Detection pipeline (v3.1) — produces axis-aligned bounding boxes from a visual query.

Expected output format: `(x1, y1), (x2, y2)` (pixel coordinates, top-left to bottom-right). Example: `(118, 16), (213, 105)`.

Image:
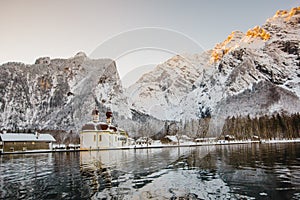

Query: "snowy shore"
(129, 138), (300, 150)
(2, 138), (300, 155)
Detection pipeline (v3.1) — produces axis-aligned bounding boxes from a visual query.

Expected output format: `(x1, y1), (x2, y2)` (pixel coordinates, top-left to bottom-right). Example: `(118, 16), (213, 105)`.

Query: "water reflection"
(0, 152), (90, 200)
(79, 146), (248, 199)
(80, 147), (216, 199)
(1, 143), (300, 199)
(215, 143), (300, 199)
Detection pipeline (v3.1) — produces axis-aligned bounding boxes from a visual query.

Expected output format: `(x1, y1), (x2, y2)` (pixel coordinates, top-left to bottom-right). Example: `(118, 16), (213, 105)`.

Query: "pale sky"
(0, 0), (298, 86)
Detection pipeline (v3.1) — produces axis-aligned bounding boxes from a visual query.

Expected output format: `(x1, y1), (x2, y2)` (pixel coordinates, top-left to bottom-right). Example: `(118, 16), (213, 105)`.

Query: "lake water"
(1, 143), (300, 199)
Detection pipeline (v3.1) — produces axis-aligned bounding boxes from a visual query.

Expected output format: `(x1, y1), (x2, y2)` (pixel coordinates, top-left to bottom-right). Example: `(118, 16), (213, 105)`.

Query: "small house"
(224, 135), (235, 141)
(163, 135), (192, 144)
(136, 137), (153, 146)
(252, 135), (261, 141)
(195, 137), (217, 143)
(0, 132), (56, 153)
(161, 135), (178, 145)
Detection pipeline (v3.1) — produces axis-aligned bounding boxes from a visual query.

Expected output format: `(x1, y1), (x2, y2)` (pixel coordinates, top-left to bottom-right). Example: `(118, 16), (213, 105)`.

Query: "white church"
(80, 108), (129, 150)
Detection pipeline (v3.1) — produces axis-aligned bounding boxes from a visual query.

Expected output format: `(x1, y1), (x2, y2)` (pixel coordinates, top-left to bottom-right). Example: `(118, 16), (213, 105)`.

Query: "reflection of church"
(80, 108), (128, 150)
(80, 158), (112, 197)
(79, 151), (123, 198)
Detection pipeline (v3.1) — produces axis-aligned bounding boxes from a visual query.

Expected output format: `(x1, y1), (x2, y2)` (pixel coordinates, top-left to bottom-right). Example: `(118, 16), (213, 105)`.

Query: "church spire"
(92, 107), (99, 123)
(106, 110), (113, 125)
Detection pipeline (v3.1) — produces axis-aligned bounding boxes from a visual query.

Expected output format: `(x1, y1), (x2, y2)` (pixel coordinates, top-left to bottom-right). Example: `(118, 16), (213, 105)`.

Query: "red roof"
(81, 122), (117, 132)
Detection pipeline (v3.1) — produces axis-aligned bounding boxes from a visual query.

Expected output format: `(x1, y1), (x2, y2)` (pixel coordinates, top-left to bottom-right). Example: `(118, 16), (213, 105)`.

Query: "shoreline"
(1, 138), (300, 155)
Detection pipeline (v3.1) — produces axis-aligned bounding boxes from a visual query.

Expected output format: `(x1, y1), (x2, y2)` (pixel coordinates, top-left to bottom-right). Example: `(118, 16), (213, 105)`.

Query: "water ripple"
(1, 144), (300, 199)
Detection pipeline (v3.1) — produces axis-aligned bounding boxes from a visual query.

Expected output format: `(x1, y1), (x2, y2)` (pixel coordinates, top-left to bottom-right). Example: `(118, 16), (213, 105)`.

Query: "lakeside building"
(195, 137), (217, 143)
(80, 108), (129, 150)
(0, 131), (56, 153)
(162, 135), (193, 144)
(135, 137), (153, 146)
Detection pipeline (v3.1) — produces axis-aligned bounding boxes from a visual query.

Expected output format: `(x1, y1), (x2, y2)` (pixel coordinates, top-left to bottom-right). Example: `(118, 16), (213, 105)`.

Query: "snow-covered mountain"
(127, 7), (300, 133)
(126, 53), (212, 120)
(0, 52), (131, 131)
(1, 7), (299, 138)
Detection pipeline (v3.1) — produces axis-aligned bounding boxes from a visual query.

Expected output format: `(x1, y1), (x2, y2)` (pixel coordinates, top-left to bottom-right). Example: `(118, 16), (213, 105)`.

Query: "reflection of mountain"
(212, 143), (300, 199)
(80, 143), (300, 199)
(79, 147), (214, 198)
(0, 152), (94, 199)
(2, 143), (299, 199)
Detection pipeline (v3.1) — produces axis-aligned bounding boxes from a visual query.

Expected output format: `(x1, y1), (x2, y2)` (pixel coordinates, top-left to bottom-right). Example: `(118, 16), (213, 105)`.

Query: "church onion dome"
(108, 126), (117, 132)
(96, 124), (108, 130)
(106, 111), (113, 118)
(92, 109), (99, 115)
(81, 122), (117, 132)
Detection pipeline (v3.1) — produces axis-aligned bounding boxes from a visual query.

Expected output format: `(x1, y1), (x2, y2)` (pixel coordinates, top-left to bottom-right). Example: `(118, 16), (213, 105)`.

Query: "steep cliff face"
(126, 53), (213, 120)
(0, 52), (130, 131)
(127, 7), (300, 130)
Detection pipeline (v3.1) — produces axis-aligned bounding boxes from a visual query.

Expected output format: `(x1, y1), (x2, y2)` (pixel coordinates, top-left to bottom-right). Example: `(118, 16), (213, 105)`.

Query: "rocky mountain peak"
(1, 7), (299, 138)
(272, 7), (300, 22)
(165, 55), (187, 66)
(210, 31), (245, 63)
(35, 57), (51, 65)
(0, 54), (130, 132)
(210, 6), (300, 64)
(265, 6), (300, 31)
(74, 51), (87, 58)
(128, 6), (300, 128)
(245, 26), (271, 41)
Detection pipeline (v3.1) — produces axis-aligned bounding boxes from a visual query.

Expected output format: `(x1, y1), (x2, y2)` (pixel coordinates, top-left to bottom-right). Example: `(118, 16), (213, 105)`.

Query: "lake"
(1, 143), (300, 199)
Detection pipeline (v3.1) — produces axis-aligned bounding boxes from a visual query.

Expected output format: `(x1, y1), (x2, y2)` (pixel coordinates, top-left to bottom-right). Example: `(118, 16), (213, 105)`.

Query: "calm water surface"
(1, 143), (300, 199)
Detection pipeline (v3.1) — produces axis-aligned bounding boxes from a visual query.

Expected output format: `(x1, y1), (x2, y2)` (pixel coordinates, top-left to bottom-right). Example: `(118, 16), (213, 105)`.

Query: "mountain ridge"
(0, 7), (299, 139)
(127, 6), (300, 134)
(0, 53), (131, 132)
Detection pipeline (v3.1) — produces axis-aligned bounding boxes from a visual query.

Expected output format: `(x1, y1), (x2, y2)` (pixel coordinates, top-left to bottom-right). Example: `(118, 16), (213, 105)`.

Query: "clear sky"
(0, 0), (298, 86)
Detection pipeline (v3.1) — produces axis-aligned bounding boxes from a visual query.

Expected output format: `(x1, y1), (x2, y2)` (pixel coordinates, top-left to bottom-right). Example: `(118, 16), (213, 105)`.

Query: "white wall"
(80, 131), (123, 149)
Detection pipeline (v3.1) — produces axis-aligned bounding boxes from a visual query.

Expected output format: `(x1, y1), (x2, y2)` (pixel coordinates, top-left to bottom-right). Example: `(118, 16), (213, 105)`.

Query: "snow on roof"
(165, 135), (178, 142)
(81, 121), (118, 132)
(181, 135), (192, 140)
(136, 137), (152, 142)
(0, 133), (56, 142)
(165, 135), (192, 142)
(195, 137), (217, 140)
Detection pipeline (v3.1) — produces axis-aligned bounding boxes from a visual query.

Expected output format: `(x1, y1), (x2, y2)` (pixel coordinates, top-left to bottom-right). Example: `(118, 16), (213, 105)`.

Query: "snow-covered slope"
(127, 7), (300, 127)
(0, 52), (131, 131)
(127, 53), (212, 120)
